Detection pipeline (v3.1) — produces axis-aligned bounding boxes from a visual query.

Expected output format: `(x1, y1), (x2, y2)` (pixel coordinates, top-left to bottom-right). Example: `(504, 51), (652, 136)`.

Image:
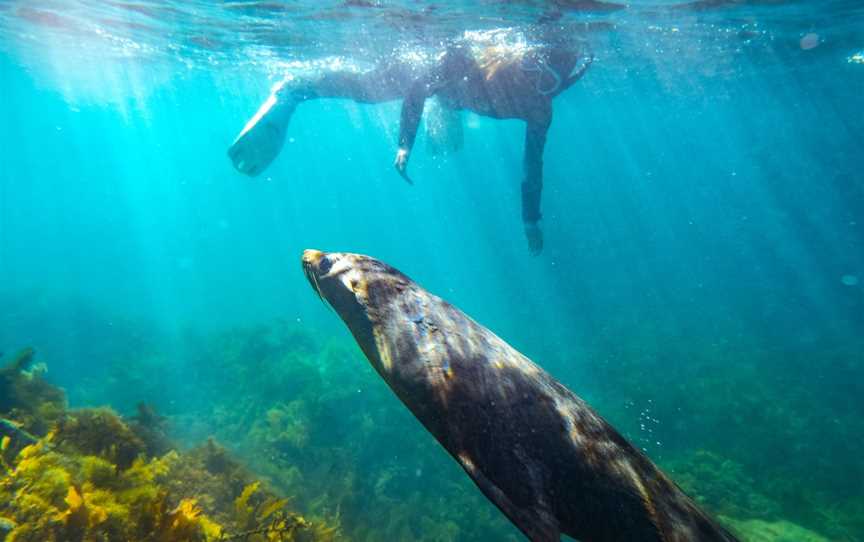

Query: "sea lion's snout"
(301, 250), (410, 320)
(301, 249), (346, 277)
(302, 248), (325, 267)
(301, 249), (366, 309)
(302, 249), (338, 300)
(302, 250), (391, 367)
(301, 249), (322, 290)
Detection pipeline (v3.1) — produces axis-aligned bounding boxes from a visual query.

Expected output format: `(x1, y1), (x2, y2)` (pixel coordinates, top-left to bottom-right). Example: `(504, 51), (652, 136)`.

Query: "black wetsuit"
(285, 42), (590, 231)
(396, 44), (589, 227)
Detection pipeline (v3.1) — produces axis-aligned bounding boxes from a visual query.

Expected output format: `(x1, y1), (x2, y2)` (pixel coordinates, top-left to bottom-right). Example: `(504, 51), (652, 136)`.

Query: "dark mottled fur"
(302, 250), (739, 542)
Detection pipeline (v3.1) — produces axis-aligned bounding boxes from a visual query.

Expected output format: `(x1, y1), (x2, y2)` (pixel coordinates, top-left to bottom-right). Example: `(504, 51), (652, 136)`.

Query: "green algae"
(667, 450), (781, 520)
(721, 517), (830, 542)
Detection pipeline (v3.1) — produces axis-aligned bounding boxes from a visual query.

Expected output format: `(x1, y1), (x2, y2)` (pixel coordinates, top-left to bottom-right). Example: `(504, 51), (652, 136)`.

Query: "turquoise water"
(1, 1), (863, 540)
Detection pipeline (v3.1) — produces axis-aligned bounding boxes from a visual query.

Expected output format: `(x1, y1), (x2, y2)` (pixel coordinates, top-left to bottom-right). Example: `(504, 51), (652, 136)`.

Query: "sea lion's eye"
(319, 257), (333, 275)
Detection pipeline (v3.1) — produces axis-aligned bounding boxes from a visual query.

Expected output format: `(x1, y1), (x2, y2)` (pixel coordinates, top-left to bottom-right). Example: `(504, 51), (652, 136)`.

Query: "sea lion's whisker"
(302, 263), (325, 302)
(314, 277), (324, 302)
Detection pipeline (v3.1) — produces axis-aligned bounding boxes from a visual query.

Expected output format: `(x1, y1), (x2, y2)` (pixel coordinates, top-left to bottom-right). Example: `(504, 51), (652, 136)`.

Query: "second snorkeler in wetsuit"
(228, 40), (592, 254)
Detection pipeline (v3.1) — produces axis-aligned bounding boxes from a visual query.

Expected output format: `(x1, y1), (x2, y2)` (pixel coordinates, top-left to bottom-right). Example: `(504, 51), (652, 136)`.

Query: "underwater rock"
(129, 402), (173, 457)
(0, 349), (65, 436)
(54, 408), (148, 470)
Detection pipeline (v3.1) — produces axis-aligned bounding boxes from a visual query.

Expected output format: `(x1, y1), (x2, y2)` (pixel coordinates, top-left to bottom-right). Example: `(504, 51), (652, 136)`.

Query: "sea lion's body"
(302, 249), (738, 542)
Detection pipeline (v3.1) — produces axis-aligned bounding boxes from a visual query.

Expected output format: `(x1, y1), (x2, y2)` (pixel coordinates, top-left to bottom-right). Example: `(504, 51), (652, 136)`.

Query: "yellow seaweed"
(0, 405), (339, 542)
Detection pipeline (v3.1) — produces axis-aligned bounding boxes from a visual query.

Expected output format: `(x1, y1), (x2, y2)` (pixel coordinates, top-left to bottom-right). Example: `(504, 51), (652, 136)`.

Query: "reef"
(0, 348), (341, 542)
(5, 314), (864, 541)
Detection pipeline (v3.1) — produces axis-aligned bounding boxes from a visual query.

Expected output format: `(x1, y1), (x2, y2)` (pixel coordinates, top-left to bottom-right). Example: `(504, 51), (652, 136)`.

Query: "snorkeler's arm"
(394, 78), (434, 184)
(399, 82), (429, 153)
(522, 107), (552, 254)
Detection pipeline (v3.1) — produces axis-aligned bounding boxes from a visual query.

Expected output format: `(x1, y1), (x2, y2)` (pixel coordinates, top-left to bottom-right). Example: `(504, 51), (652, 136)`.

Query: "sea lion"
(301, 249), (739, 542)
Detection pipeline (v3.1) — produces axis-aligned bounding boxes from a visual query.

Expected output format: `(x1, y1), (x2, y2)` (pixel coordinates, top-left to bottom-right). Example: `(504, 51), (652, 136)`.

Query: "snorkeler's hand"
(394, 148), (413, 185)
(525, 222), (543, 255)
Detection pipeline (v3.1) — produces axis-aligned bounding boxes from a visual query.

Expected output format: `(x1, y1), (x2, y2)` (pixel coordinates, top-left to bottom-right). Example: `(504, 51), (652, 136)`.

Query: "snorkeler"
(228, 39), (592, 254)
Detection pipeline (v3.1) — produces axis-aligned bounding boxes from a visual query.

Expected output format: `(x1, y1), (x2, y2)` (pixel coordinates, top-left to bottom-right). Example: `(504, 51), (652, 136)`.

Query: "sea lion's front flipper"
(456, 452), (560, 542)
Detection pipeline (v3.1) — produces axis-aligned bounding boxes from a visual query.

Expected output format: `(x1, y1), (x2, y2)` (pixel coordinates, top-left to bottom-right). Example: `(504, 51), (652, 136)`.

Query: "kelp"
(0, 420), (338, 542)
(0, 348), (341, 542)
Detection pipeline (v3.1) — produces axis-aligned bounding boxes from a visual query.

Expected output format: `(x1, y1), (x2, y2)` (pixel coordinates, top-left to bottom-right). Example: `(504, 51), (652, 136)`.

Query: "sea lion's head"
(301, 249), (414, 374)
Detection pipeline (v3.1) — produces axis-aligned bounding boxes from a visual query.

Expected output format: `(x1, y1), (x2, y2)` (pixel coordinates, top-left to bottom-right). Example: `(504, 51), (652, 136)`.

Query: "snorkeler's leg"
(228, 62), (418, 176)
(522, 111), (552, 255)
(305, 61), (417, 103)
